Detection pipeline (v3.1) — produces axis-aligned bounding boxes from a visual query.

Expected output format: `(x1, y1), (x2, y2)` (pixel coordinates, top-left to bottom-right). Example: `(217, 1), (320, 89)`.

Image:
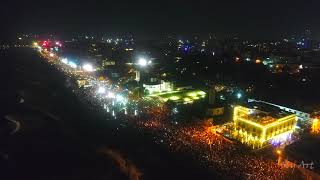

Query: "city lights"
(42, 41), (48, 46)
(169, 96), (180, 101)
(116, 94), (125, 102)
(32, 34), (304, 179)
(107, 92), (115, 98)
(61, 58), (68, 64)
(82, 64), (94, 72)
(55, 41), (61, 46)
(49, 53), (54, 57)
(68, 61), (77, 68)
(97, 87), (106, 94)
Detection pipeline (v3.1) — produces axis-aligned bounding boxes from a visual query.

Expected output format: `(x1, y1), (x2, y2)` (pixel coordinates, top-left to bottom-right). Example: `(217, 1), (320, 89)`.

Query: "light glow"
(107, 92), (115, 98)
(82, 64), (94, 72)
(138, 58), (147, 66)
(68, 61), (77, 68)
(97, 87), (106, 94)
(61, 58), (68, 64)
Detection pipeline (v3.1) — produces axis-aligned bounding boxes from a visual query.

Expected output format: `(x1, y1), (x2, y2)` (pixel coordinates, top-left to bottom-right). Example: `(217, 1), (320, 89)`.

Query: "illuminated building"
(135, 70), (140, 82)
(311, 118), (320, 134)
(233, 105), (297, 149)
(143, 80), (173, 94)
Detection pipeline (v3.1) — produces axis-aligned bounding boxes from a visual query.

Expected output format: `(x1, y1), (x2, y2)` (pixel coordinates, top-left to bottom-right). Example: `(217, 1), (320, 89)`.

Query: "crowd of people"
(136, 108), (290, 179)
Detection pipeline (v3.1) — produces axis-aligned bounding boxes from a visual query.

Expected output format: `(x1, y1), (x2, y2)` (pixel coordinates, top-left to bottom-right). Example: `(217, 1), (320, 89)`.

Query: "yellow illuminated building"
(233, 106), (297, 148)
(311, 118), (320, 134)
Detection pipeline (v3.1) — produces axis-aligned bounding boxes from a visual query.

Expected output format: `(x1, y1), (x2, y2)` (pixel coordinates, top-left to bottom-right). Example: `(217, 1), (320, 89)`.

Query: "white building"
(143, 80), (173, 94)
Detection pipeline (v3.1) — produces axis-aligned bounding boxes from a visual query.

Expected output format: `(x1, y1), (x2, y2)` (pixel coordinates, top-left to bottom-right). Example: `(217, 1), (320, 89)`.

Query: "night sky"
(2, 0), (320, 39)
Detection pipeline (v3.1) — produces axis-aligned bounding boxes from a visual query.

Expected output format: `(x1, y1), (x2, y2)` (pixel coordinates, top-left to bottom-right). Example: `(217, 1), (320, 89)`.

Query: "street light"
(276, 149), (282, 165)
(276, 150), (281, 155)
(138, 58), (147, 67)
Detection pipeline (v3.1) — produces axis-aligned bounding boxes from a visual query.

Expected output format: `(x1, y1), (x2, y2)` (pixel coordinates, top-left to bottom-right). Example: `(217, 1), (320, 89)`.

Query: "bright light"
(97, 87), (106, 94)
(33, 42), (38, 46)
(42, 41), (48, 46)
(255, 59), (261, 64)
(61, 58), (68, 64)
(187, 92), (197, 97)
(236, 93), (242, 99)
(116, 94), (124, 102)
(169, 96), (180, 101)
(184, 97), (192, 102)
(49, 53), (54, 57)
(82, 64), (94, 72)
(68, 61), (77, 68)
(173, 108), (178, 114)
(107, 92), (115, 98)
(276, 150), (281, 155)
(138, 58), (147, 66)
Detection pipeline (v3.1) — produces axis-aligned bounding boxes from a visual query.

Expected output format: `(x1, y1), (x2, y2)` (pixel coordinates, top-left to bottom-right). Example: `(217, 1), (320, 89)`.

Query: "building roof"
(239, 102), (293, 125)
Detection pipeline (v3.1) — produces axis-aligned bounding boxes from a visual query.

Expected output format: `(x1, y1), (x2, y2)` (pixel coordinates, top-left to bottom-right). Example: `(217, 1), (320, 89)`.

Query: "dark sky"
(2, 0), (320, 39)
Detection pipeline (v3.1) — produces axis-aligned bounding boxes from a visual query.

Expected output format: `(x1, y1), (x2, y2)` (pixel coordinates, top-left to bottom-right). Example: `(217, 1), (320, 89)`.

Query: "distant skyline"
(2, 0), (320, 40)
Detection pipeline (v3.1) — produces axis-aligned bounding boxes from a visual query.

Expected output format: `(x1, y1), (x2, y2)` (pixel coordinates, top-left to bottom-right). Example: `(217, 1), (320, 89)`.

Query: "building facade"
(233, 106), (297, 148)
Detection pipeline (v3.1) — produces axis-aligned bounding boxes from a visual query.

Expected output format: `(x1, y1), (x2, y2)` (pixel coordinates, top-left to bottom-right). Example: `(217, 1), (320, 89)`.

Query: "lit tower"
(135, 57), (151, 82)
(135, 70), (141, 82)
